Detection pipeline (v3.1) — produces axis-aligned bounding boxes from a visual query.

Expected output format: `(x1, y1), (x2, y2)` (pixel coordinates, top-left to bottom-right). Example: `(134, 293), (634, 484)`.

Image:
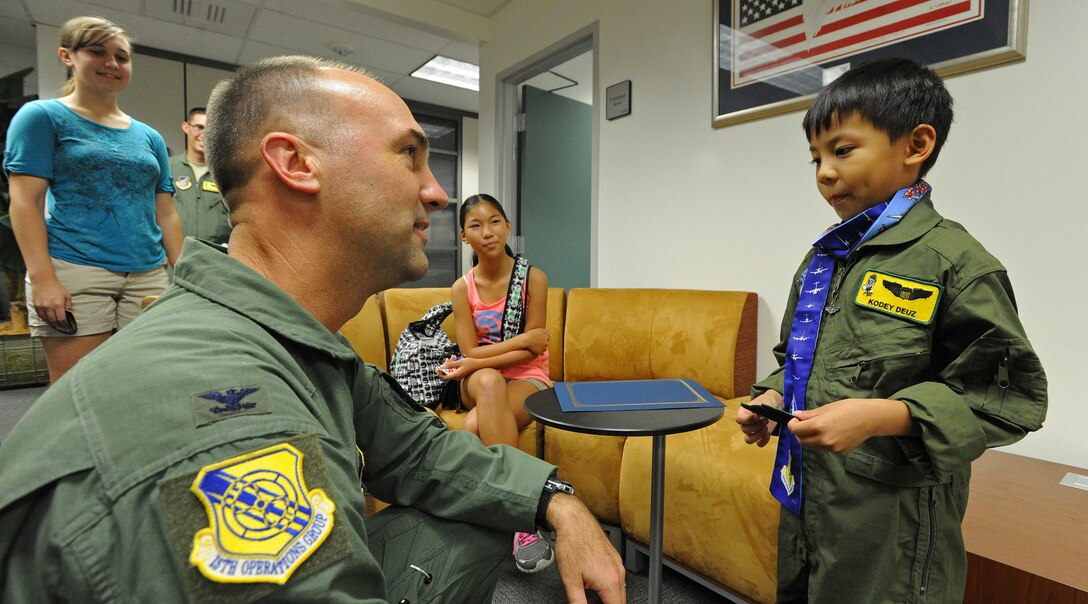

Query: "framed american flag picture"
(713, 0), (1028, 127)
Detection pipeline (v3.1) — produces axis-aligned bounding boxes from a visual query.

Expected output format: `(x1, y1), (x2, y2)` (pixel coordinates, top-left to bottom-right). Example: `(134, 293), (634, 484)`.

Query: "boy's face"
(808, 113), (921, 221)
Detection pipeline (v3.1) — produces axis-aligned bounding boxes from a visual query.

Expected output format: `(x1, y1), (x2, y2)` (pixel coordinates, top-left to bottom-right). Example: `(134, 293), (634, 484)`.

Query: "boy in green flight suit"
(736, 57), (1047, 603)
(170, 107), (231, 245)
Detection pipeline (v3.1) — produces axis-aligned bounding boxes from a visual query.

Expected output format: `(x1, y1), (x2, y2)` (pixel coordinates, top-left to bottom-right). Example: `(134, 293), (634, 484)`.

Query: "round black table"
(525, 387), (724, 604)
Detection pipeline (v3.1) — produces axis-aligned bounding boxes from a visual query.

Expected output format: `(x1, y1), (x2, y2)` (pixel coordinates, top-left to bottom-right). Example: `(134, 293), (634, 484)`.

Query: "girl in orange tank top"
(437, 194), (556, 573)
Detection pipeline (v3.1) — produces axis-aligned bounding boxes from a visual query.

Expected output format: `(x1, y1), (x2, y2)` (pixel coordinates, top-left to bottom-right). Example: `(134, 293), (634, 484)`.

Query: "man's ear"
(904, 124), (937, 170)
(260, 132), (321, 194)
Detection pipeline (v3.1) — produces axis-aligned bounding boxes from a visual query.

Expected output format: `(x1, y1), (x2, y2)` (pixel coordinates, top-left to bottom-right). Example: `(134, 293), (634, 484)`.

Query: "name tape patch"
(854, 270), (941, 325)
(189, 442), (336, 584)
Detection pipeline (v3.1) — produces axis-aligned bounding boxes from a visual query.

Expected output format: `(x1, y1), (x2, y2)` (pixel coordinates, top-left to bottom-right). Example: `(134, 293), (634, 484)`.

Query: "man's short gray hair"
(204, 55), (373, 209)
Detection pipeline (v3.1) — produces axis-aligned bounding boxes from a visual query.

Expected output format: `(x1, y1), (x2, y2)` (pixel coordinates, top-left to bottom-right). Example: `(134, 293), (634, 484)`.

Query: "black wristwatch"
(535, 474), (575, 530)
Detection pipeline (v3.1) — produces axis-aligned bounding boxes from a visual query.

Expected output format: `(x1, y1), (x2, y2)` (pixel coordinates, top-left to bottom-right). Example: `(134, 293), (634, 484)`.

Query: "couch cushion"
(339, 294), (388, 370)
(562, 288), (756, 399)
(618, 397), (779, 604)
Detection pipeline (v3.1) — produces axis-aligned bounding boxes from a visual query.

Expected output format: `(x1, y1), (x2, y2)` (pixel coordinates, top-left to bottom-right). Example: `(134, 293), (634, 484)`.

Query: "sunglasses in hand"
(51, 310), (78, 335)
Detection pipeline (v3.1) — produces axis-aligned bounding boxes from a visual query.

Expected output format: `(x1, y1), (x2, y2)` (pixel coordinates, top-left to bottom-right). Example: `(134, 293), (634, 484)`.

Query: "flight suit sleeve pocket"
(965, 337), (1047, 428)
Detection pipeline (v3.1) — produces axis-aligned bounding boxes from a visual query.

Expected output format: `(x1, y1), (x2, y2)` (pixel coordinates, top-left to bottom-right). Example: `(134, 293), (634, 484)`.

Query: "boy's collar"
(859, 194), (940, 248)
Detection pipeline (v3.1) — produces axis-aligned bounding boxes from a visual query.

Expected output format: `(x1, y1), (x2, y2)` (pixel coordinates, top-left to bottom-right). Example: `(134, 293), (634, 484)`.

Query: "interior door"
(517, 85), (591, 289)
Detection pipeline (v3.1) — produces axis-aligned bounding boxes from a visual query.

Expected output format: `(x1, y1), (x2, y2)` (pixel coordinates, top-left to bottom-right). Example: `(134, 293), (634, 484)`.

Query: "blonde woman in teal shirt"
(3, 16), (182, 382)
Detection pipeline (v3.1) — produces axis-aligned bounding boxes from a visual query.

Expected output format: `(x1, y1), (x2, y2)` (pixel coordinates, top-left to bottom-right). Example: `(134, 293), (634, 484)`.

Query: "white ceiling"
(0, 0), (558, 113)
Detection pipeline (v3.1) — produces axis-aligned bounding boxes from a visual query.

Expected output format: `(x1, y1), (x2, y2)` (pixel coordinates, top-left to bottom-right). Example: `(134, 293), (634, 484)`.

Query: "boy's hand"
(735, 390), (784, 447)
(791, 398), (917, 454)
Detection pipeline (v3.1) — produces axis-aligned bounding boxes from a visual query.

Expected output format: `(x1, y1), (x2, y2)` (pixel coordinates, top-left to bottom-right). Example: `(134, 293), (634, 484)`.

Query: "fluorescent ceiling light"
(411, 55), (479, 91)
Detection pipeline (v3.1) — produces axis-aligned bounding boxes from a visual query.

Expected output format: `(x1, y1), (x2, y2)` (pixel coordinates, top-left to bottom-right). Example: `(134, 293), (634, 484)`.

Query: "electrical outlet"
(1059, 472), (1088, 492)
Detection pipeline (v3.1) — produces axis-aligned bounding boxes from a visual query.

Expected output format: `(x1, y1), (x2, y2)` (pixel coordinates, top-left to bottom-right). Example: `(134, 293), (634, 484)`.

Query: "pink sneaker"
(512, 530), (554, 573)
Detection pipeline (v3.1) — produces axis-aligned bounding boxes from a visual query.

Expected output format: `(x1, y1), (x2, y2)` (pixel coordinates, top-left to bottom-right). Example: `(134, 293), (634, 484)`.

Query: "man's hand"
(735, 390), (784, 447)
(547, 494), (626, 603)
(791, 398), (918, 454)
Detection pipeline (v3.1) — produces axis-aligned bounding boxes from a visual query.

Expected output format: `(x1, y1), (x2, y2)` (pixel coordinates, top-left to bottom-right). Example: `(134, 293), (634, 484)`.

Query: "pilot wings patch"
(854, 270), (941, 325)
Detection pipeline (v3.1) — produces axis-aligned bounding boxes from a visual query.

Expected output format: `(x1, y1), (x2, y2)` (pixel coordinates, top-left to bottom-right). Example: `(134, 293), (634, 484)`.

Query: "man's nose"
(420, 167), (448, 212)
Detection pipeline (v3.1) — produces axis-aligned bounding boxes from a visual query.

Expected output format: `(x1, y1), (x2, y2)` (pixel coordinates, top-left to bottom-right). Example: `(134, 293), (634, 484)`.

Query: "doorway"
(497, 32), (596, 289)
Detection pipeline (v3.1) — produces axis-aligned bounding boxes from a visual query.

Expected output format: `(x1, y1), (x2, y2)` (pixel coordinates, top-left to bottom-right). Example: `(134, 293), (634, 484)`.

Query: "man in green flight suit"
(0, 56), (626, 603)
(170, 107), (231, 245)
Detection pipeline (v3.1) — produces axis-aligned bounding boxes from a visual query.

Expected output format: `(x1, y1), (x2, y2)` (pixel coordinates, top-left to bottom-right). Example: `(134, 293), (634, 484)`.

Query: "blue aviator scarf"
(771, 180), (930, 516)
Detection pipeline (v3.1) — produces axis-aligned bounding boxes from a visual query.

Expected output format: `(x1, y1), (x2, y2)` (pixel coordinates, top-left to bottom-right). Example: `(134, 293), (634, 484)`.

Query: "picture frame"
(713, 0), (1028, 128)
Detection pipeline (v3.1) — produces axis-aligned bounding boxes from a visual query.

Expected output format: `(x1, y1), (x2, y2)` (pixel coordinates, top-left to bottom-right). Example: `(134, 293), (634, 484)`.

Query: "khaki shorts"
(26, 257), (168, 337)
(512, 377), (550, 391)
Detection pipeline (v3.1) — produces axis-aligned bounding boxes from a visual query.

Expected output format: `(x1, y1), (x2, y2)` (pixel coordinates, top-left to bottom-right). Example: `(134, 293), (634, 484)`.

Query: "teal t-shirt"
(3, 99), (174, 272)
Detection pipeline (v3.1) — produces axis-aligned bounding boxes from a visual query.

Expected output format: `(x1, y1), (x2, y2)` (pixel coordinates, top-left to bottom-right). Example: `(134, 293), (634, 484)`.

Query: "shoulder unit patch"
(189, 442), (336, 584)
(854, 270), (941, 325)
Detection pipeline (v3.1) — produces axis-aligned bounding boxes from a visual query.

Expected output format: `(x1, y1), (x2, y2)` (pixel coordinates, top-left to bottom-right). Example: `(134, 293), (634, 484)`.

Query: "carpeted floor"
(492, 550), (726, 603)
(0, 383), (42, 442)
(0, 385), (731, 603)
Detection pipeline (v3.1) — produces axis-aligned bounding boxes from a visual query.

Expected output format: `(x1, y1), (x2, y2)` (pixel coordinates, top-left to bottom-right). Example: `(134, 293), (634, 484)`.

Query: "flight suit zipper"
(850, 361), (869, 384)
(919, 489), (937, 595)
(997, 350), (1010, 388)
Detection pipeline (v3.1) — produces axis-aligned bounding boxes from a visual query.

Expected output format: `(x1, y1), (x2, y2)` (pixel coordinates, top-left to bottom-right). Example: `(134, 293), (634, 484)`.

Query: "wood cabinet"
(963, 450), (1088, 603)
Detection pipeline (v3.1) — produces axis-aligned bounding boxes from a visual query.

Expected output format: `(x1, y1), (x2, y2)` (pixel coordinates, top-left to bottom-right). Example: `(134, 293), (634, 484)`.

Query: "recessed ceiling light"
(411, 55), (479, 91)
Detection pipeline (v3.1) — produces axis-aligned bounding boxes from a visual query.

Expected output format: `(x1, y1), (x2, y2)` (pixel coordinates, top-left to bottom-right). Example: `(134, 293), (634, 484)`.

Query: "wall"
(460, 116), (479, 272)
(479, 1), (1087, 468)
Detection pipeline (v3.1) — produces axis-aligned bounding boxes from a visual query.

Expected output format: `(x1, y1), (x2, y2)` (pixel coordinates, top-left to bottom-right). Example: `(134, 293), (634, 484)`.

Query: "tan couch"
(341, 287), (779, 603)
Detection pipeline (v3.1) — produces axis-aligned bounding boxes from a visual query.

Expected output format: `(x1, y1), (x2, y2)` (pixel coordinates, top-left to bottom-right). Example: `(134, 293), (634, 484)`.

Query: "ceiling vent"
(146, 0), (256, 36)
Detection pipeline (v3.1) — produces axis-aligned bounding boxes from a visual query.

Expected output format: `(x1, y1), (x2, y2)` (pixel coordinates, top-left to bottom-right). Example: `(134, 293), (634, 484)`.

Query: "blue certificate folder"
(554, 379), (723, 413)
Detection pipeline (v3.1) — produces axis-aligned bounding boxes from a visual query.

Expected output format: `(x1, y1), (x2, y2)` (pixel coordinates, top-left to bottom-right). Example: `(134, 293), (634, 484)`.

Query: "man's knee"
(368, 506), (509, 603)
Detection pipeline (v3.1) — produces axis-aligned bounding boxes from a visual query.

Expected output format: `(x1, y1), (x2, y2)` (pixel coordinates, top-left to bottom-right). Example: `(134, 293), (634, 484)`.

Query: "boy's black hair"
(803, 57), (953, 178)
(186, 107), (206, 122)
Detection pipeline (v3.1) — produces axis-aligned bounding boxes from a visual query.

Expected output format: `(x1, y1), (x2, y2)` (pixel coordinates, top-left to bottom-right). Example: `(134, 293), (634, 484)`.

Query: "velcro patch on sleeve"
(191, 386), (271, 428)
(854, 270), (941, 325)
(159, 434), (351, 602)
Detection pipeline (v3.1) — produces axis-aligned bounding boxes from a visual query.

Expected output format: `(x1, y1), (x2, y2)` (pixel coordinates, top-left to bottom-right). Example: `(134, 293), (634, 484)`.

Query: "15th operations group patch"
(189, 442), (336, 584)
(854, 270), (941, 325)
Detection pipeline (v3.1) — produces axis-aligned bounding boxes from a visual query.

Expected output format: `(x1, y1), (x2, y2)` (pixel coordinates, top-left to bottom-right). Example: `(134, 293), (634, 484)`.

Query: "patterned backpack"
(390, 302), (460, 409)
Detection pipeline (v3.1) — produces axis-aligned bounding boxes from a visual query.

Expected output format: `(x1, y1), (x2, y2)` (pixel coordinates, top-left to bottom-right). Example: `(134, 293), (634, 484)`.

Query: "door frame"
(494, 23), (599, 286)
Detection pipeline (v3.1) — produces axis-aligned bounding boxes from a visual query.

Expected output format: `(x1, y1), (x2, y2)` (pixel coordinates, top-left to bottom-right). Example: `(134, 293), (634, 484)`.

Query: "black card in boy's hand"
(741, 402), (797, 425)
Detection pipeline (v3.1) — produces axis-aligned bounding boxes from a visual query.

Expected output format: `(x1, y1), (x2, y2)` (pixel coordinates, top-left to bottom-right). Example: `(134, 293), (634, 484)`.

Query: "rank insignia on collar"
(201, 179), (220, 193)
(189, 442), (336, 584)
(175, 176), (192, 190)
(853, 270), (941, 325)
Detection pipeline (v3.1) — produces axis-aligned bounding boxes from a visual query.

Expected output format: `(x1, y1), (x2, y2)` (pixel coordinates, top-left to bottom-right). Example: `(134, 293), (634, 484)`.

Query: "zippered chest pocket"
(823, 326), (931, 398)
